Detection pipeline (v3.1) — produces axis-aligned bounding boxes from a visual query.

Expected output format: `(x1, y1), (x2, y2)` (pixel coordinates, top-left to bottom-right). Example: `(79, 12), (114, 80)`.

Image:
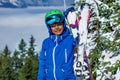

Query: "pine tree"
(27, 35), (38, 80)
(85, 0), (120, 79)
(18, 39), (27, 68)
(74, 0), (120, 79)
(14, 39), (27, 80)
(18, 35), (38, 80)
(94, 0), (120, 79)
(28, 35), (37, 57)
(12, 50), (21, 80)
(0, 45), (16, 80)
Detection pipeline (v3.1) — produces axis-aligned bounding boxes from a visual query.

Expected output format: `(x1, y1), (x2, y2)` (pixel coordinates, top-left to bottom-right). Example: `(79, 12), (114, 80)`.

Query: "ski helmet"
(45, 9), (65, 25)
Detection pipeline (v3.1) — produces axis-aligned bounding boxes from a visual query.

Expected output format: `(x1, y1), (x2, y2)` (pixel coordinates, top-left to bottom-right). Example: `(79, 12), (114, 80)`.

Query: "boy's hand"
(64, 7), (75, 18)
(64, 7), (78, 28)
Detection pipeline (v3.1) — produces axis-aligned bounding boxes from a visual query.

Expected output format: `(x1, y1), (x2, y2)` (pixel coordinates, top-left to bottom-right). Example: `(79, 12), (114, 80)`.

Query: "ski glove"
(64, 7), (75, 18)
(64, 7), (79, 39)
(64, 7), (78, 28)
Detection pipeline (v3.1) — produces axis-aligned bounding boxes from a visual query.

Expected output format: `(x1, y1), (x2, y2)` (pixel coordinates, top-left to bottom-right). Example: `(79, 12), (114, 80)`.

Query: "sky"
(0, 6), (65, 52)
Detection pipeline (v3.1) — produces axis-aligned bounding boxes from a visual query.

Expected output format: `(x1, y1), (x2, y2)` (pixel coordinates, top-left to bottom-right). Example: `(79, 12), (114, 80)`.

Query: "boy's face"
(50, 23), (64, 35)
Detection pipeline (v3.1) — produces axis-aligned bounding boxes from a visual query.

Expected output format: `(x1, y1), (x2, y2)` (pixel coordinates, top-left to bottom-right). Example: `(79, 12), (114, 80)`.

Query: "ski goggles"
(46, 14), (64, 25)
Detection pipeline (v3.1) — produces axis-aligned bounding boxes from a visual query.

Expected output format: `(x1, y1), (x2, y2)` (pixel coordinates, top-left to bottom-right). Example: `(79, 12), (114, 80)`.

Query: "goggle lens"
(46, 15), (63, 25)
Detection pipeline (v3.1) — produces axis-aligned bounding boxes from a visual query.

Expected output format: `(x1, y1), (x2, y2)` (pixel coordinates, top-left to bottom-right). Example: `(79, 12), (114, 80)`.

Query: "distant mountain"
(44, 0), (74, 6)
(0, 0), (74, 8)
(0, 0), (27, 8)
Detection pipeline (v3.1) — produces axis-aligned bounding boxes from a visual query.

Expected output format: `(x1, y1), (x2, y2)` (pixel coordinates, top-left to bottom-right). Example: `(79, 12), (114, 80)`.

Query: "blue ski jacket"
(38, 20), (76, 80)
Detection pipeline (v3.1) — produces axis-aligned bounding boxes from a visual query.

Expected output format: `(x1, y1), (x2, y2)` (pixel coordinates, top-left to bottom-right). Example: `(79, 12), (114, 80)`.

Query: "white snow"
(73, 0), (120, 79)
(9, 0), (19, 6)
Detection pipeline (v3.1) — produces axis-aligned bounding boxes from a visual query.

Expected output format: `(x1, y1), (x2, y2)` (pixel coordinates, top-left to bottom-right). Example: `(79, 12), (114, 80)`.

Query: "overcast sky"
(0, 6), (65, 52)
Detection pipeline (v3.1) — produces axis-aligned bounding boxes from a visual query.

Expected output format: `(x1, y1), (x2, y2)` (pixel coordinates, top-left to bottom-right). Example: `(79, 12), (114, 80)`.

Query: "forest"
(0, 36), (39, 80)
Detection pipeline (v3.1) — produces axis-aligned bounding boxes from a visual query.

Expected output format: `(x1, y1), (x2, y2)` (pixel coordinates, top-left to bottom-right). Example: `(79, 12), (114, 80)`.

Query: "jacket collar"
(50, 28), (70, 43)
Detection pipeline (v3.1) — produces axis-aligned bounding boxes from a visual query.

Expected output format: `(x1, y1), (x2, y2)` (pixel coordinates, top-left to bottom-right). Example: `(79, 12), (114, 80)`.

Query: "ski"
(64, 2), (93, 80)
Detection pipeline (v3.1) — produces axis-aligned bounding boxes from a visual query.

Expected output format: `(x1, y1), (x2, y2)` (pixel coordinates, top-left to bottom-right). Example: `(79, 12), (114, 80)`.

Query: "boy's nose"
(55, 25), (59, 28)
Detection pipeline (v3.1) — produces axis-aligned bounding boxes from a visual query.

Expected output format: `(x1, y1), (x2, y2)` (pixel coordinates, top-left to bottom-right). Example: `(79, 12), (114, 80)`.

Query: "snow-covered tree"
(74, 0), (120, 79)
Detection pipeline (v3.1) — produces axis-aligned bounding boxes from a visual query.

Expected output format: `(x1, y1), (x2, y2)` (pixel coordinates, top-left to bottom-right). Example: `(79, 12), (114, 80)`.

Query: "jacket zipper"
(65, 49), (67, 63)
(53, 36), (58, 80)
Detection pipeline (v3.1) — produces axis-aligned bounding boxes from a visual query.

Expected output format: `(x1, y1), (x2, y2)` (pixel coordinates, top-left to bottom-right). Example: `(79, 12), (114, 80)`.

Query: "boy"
(38, 9), (76, 80)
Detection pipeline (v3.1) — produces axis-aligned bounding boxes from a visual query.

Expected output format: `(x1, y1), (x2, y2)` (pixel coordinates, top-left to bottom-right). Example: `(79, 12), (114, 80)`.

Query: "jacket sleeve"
(37, 41), (46, 80)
